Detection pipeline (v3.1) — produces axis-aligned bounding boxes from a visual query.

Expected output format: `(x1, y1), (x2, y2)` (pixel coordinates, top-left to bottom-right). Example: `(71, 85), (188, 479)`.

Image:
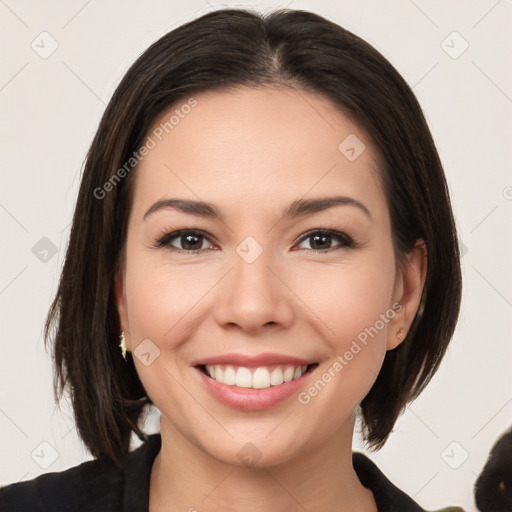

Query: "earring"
(396, 328), (405, 340)
(119, 332), (127, 361)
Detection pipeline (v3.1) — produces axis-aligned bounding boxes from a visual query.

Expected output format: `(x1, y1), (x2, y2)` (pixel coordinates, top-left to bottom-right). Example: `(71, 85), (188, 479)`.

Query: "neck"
(149, 415), (377, 512)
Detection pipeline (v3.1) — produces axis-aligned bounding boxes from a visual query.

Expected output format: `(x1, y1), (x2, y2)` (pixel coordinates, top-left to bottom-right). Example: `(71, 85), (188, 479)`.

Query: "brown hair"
(45, 8), (462, 467)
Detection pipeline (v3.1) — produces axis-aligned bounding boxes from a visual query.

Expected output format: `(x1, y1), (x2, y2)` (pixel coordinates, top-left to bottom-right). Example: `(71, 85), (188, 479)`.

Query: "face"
(115, 87), (424, 467)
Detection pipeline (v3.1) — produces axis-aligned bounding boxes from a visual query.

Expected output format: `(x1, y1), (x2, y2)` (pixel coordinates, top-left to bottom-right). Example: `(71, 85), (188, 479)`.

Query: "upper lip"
(191, 352), (315, 367)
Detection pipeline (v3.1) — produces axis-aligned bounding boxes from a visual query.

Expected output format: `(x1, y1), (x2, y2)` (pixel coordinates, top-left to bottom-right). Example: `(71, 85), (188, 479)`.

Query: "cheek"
(290, 257), (397, 433)
(294, 254), (397, 344)
(291, 251), (397, 388)
(122, 255), (209, 411)
(123, 226), (213, 340)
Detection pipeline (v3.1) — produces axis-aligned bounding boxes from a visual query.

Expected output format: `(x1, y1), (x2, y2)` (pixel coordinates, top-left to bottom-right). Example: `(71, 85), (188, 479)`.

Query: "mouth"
(195, 362), (319, 390)
(194, 361), (320, 411)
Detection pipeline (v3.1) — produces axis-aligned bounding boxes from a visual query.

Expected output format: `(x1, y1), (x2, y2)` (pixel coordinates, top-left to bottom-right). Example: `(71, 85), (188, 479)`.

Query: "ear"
(114, 270), (131, 352)
(387, 240), (427, 350)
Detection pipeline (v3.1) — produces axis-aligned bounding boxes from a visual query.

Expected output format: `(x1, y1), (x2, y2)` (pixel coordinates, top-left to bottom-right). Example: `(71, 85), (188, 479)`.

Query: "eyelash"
(153, 228), (356, 255)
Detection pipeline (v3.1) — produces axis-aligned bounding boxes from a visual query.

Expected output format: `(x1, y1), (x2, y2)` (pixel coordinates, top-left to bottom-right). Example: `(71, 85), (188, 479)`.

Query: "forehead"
(132, 87), (386, 222)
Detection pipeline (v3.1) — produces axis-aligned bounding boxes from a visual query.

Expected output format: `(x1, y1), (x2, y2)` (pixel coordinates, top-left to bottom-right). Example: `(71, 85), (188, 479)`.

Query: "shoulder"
(352, 452), (466, 512)
(0, 456), (122, 512)
(0, 434), (161, 512)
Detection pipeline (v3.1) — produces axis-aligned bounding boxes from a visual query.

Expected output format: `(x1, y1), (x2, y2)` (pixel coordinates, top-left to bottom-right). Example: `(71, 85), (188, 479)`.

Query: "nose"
(213, 245), (295, 334)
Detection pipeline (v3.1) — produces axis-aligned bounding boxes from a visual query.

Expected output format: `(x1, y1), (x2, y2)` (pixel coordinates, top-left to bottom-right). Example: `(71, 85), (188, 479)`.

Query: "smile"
(199, 363), (317, 389)
(194, 363), (319, 411)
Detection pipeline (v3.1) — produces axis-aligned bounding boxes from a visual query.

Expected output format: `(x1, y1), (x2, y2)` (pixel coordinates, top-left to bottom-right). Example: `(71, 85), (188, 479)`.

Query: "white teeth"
(214, 366), (223, 381)
(223, 365), (236, 385)
(204, 364), (308, 389)
(235, 367), (252, 388)
(271, 367), (285, 385)
(283, 366), (295, 383)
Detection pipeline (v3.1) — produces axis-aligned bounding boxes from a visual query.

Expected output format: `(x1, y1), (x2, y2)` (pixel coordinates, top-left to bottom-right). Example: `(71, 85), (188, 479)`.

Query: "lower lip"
(194, 366), (317, 411)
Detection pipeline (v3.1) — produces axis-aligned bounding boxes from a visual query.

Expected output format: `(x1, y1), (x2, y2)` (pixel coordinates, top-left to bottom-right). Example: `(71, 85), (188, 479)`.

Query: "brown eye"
(155, 230), (215, 253)
(295, 229), (354, 252)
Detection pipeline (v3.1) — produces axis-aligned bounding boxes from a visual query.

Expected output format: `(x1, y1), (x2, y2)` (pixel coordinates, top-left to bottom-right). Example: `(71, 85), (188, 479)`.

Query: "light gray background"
(1, 1), (511, 510)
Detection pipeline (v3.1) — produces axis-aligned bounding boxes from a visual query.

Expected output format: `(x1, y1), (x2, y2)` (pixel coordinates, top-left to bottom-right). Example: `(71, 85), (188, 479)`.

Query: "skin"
(115, 86), (427, 512)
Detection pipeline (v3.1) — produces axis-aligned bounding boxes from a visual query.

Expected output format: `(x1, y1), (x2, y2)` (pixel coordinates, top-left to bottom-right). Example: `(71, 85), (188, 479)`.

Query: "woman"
(0, 8), (464, 511)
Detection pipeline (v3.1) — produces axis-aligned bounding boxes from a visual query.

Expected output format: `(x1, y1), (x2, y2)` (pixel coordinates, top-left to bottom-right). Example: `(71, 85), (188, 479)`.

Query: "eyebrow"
(143, 195), (371, 221)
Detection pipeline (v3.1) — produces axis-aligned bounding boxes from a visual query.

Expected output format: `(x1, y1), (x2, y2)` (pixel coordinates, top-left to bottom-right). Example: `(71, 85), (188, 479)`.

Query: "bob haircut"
(45, 8), (462, 468)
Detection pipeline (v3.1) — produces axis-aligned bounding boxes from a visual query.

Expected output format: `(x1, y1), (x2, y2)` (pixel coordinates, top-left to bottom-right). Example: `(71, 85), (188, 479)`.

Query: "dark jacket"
(0, 433), (460, 511)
